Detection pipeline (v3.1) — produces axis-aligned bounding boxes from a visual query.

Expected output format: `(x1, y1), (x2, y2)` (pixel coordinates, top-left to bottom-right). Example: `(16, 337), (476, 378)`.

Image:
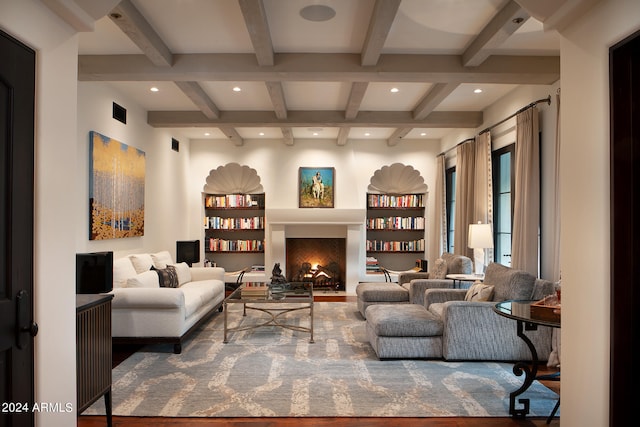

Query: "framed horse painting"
(299, 167), (335, 208)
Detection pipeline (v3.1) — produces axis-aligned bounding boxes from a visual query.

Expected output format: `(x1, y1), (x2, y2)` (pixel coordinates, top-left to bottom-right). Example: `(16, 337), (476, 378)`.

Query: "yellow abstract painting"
(89, 131), (145, 240)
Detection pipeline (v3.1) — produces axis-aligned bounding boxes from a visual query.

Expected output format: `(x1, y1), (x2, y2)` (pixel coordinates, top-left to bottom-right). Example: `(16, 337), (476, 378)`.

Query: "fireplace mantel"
(267, 208), (365, 225)
(266, 208), (365, 294)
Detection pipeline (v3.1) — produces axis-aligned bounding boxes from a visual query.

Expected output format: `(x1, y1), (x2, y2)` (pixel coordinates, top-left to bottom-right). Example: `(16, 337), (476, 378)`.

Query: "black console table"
(493, 300), (560, 423)
(77, 294), (113, 427)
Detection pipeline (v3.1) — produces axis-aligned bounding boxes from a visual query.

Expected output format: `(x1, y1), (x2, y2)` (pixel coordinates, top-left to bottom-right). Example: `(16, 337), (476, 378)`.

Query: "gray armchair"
(423, 262), (555, 361)
(402, 252), (473, 305)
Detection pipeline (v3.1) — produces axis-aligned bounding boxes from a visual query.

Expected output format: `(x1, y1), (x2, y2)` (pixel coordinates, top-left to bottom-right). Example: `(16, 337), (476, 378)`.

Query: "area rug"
(86, 302), (559, 418)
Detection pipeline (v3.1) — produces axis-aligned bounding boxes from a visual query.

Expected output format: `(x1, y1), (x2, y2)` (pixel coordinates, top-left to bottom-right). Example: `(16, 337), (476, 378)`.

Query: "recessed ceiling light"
(300, 5), (336, 22)
(259, 132), (265, 136)
(390, 87), (399, 93)
(420, 132), (427, 136)
(150, 87), (159, 92)
(204, 132), (211, 136)
(232, 86), (242, 92)
(312, 132), (319, 136)
(364, 132), (371, 136)
(474, 88), (483, 94)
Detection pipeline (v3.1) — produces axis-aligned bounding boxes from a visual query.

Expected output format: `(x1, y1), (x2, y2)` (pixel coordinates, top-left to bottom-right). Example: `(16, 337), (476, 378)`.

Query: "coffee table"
(493, 300), (561, 422)
(223, 282), (314, 343)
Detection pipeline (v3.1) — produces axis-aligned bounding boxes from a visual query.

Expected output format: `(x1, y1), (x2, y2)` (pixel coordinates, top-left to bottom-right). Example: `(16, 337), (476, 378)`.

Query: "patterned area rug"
(87, 302), (559, 417)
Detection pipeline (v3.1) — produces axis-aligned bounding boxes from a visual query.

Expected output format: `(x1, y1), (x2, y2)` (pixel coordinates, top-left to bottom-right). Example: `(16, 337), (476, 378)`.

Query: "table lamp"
(468, 222), (493, 275)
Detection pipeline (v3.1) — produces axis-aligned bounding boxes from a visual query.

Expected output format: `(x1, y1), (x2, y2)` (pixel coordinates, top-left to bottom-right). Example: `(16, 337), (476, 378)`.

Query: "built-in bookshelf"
(204, 193), (265, 272)
(366, 193), (426, 271)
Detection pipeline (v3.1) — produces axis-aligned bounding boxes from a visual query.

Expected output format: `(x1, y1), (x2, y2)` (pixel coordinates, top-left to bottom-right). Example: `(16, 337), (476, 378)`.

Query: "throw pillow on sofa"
(151, 251), (174, 269)
(152, 265), (179, 288)
(169, 262), (192, 285)
(126, 270), (160, 288)
(130, 253), (155, 274)
(113, 257), (138, 288)
(464, 282), (495, 301)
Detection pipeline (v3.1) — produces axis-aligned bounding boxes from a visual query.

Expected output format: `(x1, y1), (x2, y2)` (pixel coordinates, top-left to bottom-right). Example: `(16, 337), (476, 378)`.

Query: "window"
(492, 144), (514, 266)
(445, 167), (456, 253)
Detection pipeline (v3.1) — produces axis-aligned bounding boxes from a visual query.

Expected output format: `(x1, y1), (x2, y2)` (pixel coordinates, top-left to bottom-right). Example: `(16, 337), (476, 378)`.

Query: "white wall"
(76, 82), (193, 260)
(559, 0), (640, 425)
(189, 138), (440, 284)
(1, 1), (78, 425)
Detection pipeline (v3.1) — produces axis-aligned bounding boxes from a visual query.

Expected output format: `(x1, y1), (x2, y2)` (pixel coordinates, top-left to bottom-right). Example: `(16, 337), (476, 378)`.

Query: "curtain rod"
(478, 95), (551, 135)
(438, 95), (551, 157)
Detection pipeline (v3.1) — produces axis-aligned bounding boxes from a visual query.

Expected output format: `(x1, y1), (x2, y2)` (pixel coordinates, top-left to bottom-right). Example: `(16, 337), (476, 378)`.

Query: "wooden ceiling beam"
(238, 0), (274, 66)
(281, 127), (294, 146)
(344, 82), (369, 120)
(462, 0), (530, 67)
(387, 128), (412, 146)
(337, 128), (350, 146)
(218, 127), (244, 146)
(361, 0), (401, 66)
(79, 53), (560, 85)
(413, 83), (460, 120)
(174, 81), (221, 119)
(108, 0), (173, 67)
(147, 110), (483, 129)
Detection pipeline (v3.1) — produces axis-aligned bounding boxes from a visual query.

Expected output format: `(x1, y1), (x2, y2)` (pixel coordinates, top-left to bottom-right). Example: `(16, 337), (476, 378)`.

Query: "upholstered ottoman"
(365, 304), (443, 359)
(356, 282), (409, 318)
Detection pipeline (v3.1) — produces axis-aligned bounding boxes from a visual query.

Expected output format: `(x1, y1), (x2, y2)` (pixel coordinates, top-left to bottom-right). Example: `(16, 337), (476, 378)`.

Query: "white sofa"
(110, 251), (225, 353)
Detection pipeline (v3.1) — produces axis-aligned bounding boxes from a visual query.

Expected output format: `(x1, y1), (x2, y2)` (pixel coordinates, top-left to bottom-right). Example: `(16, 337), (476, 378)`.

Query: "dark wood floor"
(79, 295), (560, 427)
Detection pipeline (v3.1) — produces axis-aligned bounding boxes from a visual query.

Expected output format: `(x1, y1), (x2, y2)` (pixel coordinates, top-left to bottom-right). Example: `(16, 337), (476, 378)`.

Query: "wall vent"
(112, 102), (126, 124)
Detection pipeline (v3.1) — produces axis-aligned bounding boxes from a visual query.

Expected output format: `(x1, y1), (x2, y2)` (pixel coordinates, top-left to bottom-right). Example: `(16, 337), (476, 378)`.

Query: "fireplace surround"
(286, 237), (346, 291)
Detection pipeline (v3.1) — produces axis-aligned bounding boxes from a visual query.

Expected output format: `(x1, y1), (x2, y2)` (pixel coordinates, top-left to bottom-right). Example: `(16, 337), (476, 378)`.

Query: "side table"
(77, 294), (113, 427)
(446, 273), (483, 289)
(493, 300), (560, 423)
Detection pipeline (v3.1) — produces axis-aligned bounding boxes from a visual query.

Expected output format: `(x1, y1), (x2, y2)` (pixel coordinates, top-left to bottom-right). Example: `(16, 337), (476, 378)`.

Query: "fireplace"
(286, 238), (346, 291)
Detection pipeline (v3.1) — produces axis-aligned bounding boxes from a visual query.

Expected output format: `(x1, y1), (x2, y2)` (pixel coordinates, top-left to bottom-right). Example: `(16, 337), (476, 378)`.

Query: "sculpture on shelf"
(270, 263), (287, 285)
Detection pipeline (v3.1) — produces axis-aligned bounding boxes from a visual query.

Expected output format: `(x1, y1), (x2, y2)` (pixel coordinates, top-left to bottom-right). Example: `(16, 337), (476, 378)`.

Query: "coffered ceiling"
(48, 0), (586, 146)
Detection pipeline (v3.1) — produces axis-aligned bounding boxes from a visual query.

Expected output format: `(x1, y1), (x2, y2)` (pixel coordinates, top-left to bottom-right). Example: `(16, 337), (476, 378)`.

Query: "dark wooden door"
(0, 30), (37, 427)
(610, 29), (640, 427)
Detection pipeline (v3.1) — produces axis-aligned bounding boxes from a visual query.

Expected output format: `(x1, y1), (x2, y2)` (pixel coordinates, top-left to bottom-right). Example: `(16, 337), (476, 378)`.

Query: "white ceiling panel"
(265, 0), (373, 53)
(133, 0), (255, 53)
(361, 82), (433, 111)
(200, 81), (274, 110)
(435, 83), (518, 111)
(284, 82), (351, 110)
(292, 127), (340, 139)
(107, 81), (196, 111)
(384, 0), (508, 53)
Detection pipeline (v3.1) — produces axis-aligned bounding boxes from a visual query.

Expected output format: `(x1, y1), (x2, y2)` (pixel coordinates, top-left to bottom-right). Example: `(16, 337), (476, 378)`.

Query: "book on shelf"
(205, 194), (263, 208)
(205, 216), (265, 230)
(366, 238), (425, 252)
(366, 216), (425, 230)
(367, 194), (424, 208)
(208, 238), (264, 252)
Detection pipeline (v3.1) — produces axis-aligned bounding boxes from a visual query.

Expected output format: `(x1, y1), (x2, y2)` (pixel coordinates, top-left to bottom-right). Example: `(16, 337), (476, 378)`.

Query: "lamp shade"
(468, 223), (494, 249)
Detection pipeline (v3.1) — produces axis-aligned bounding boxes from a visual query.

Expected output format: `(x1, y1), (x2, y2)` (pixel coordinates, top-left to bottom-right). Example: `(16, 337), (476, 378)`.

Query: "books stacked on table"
(241, 282), (269, 299)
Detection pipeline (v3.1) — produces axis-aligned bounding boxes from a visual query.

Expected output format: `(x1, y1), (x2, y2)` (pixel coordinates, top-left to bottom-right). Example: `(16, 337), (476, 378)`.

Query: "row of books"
(367, 216), (425, 230)
(207, 238), (264, 252)
(366, 238), (425, 252)
(204, 216), (265, 230)
(204, 194), (263, 208)
(367, 194), (424, 208)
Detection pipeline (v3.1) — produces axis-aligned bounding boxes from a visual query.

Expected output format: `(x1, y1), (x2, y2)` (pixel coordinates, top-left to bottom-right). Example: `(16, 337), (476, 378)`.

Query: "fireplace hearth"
(286, 238), (346, 291)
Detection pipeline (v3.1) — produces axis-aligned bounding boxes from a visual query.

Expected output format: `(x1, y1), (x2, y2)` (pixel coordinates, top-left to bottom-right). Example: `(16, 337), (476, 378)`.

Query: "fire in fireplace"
(286, 238), (346, 291)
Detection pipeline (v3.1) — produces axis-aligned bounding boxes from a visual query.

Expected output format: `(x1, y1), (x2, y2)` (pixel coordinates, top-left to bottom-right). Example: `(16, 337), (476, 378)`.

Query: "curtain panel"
(454, 142), (476, 259)
(434, 154), (447, 256)
(474, 132), (494, 264)
(512, 106), (540, 276)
